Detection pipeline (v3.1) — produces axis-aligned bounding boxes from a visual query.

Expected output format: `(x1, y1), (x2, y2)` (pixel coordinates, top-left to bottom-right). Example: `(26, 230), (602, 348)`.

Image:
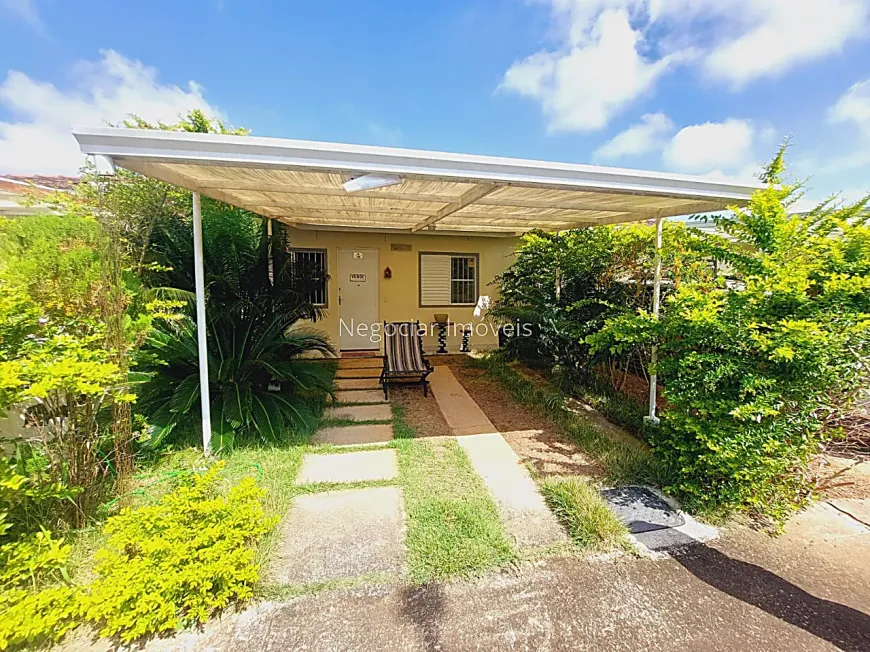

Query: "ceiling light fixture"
(342, 173), (402, 193)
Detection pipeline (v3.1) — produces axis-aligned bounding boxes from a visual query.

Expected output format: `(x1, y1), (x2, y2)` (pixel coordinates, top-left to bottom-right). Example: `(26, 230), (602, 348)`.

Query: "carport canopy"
(71, 127), (761, 453)
(72, 127), (760, 236)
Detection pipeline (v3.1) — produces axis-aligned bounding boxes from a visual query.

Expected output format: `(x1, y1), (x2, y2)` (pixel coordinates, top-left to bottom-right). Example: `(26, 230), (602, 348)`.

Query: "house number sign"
(350, 273), (367, 282)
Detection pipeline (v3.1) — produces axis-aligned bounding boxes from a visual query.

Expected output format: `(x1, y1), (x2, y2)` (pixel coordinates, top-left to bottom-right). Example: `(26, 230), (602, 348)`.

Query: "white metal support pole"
(646, 216), (664, 424)
(192, 192), (212, 453)
(266, 218), (274, 285)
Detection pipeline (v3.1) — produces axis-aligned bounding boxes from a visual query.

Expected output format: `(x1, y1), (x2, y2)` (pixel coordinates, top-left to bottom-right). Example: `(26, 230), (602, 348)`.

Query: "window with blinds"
(420, 253), (479, 307)
(289, 248), (327, 306)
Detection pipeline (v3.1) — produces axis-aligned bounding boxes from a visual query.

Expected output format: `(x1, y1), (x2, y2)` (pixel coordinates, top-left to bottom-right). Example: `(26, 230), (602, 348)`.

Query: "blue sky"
(1, 0), (868, 204)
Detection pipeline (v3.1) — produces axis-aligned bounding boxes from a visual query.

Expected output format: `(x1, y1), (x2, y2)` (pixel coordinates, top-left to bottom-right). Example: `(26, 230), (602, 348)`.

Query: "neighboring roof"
(72, 127), (761, 236)
(0, 175), (77, 217)
(0, 175), (78, 192)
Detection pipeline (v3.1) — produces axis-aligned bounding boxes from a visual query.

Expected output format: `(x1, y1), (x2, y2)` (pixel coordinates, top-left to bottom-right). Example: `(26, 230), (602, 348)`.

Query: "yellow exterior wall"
(284, 227), (519, 353)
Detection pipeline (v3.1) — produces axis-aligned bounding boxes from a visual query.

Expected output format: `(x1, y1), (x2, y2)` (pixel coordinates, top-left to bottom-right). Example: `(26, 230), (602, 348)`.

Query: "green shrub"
(0, 214), (138, 524)
(590, 148), (870, 522)
(82, 462), (276, 642)
(540, 476), (630, 552)
(137, 206), (335, 450)
(0, 448), (80, 543)
(491, 221), (714, 386)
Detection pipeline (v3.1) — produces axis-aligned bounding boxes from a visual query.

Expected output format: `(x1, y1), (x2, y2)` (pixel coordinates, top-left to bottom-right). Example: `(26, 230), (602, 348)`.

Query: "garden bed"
(390, 385), (453, 439)
(443, 357), (606, 480)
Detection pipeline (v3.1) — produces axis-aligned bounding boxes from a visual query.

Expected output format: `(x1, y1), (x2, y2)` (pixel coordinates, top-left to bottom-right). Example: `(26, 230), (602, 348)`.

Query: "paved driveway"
(132, 502), (870, 652)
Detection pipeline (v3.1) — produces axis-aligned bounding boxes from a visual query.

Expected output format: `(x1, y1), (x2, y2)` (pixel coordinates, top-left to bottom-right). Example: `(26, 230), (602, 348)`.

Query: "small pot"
(434, 313), (449, 324)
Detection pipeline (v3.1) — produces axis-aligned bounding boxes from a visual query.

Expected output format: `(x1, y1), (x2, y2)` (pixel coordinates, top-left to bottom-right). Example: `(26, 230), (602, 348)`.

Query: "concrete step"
(336, 378), (382, 391)
(324, 404), (393, 422)
(312, 423), (394, 446)
(336, 368), (382, 379)
(296, 449), (398, 484)
(334, 390), (388, 404)
(338, 357), (383, 369)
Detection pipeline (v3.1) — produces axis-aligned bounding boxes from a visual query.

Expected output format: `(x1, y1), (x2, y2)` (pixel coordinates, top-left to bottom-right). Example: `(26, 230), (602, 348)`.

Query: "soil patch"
(391, 385), (453, 438)
(813, 455), (870, 500)
(443, 358), (605, 480)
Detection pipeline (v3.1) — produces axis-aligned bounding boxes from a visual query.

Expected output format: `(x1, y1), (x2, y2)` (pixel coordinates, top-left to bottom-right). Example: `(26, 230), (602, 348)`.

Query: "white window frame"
(419, 252), (480, 307)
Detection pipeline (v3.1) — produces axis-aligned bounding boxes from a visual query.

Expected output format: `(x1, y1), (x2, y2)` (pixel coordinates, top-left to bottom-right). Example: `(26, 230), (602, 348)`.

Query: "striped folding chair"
(381, 321), (434, 400)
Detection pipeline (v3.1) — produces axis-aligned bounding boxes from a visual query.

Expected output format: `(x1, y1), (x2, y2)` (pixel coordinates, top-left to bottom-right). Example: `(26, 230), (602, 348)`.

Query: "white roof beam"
(411, 183), (498, 232)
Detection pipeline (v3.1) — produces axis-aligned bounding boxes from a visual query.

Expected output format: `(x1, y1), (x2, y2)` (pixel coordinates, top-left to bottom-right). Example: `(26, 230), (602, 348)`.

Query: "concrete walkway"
(320, 358), (393, 444)
(428, 366), (497, 436)
(458, 433), (567, 548)
(427, 365), (567, 548)
(270, 360), (403, 587)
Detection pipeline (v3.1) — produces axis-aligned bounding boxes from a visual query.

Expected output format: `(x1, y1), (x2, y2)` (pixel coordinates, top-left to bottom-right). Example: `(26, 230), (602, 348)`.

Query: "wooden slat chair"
(381, 321), (433, 400)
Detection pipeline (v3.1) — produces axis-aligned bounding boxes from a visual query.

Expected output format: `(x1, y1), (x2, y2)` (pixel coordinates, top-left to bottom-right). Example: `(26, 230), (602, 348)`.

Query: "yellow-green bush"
(0, 532), (81, 650)
(0, 463), (275, 648)
(82, 462), (276, 642)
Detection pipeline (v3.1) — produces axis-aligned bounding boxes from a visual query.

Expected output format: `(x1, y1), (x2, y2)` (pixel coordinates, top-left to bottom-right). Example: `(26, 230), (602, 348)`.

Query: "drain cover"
(601, 486), (685, 533)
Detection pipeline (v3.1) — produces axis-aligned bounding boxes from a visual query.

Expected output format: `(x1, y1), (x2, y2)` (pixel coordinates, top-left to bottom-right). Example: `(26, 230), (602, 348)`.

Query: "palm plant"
(136, 201), (335, 449)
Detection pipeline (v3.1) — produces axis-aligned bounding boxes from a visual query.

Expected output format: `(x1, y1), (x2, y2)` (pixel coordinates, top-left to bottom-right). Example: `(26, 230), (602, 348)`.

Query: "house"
(71, 127), (759, 355)
(0, 175), (77, 216)
(282, 226), (517, 352)
(71, 127), (759, 449)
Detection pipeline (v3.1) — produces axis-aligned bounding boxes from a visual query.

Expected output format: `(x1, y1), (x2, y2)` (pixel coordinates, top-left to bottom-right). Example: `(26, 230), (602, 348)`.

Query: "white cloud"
(501, 1), (870, 131)
(1, 0), (45, 35)
(501, 8), (685, 132)
(663, 119), (757, 177)
(594, 112), (673, 160)
(829, 78), (870, 136)
(0, 50), (224, 175)
(702, 0), (870, 88)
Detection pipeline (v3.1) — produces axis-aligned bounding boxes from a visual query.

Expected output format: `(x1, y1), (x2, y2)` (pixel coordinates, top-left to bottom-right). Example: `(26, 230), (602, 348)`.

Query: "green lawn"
(68, 354), (647, 599)
(540, 476), (631, 553)
(396, 437), (515, 583)
(79, 391), (516, 591)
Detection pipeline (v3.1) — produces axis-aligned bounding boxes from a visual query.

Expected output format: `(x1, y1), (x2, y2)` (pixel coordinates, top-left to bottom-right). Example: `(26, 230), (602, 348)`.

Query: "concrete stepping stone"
(325, 404), (392, 422)
(336, 378), (382, 391)
(335, 390), (388, 404)
(336, 368), (382, 379)
(338, 357), (382, 369)
(272, 487), (405, 584)
(296, 449), (398, 484)
(313, 423), (394, 446)
(457, 433), (567, 548)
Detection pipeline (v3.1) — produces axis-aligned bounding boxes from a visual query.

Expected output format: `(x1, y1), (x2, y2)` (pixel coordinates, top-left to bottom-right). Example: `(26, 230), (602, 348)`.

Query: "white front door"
(338, 248), (379, 350)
